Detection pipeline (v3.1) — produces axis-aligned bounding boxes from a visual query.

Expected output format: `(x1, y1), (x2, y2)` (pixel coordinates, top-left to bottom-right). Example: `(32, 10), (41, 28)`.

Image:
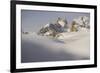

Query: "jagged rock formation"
(70, 16), (90, 32)
(37, 17), (68, 37)
(37, 16), (90, 38)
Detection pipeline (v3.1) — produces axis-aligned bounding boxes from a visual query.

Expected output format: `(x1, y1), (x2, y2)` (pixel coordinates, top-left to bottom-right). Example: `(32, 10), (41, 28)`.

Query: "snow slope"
(58, 31), (90, 58)
(22, 31), (90, 62)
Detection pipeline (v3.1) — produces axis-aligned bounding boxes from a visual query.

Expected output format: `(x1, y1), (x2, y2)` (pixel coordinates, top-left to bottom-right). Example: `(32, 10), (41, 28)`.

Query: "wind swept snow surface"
(21, 31), (90, 63)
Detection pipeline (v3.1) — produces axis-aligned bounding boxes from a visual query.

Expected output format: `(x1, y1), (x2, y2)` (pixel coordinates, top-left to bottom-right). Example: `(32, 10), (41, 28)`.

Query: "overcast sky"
(21, 10), (90, 32)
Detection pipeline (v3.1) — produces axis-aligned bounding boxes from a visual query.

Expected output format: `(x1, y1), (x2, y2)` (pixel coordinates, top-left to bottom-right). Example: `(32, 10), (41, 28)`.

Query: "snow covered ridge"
(36, 16), (90, 38)
(22, 16), (90, 40)
(72, 16), (90, 31)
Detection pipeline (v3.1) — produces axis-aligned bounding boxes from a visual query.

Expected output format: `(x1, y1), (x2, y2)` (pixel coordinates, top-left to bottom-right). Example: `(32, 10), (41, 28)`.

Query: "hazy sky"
(21, 10), (90, 32)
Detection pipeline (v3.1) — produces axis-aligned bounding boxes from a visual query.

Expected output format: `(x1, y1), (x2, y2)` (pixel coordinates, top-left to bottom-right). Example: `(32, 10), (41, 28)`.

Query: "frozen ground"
(21, 31), (90, 63)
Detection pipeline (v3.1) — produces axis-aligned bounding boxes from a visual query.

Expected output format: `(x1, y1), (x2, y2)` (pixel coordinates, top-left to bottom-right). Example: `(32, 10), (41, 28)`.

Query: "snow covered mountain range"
(22, 16), (90, 61)
(37, 16), (90, 38)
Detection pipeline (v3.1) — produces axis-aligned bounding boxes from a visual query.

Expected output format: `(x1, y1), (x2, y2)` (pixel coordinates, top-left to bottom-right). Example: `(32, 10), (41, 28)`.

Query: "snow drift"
(22, 30), (90, 62)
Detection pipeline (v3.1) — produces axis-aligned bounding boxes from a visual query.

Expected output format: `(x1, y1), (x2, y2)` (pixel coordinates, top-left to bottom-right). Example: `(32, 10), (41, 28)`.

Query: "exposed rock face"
(70, 16), (90, 32)
(37, 16), (90, 38)
(37, 17), (68, 37)
(22, 32), (29, 34)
